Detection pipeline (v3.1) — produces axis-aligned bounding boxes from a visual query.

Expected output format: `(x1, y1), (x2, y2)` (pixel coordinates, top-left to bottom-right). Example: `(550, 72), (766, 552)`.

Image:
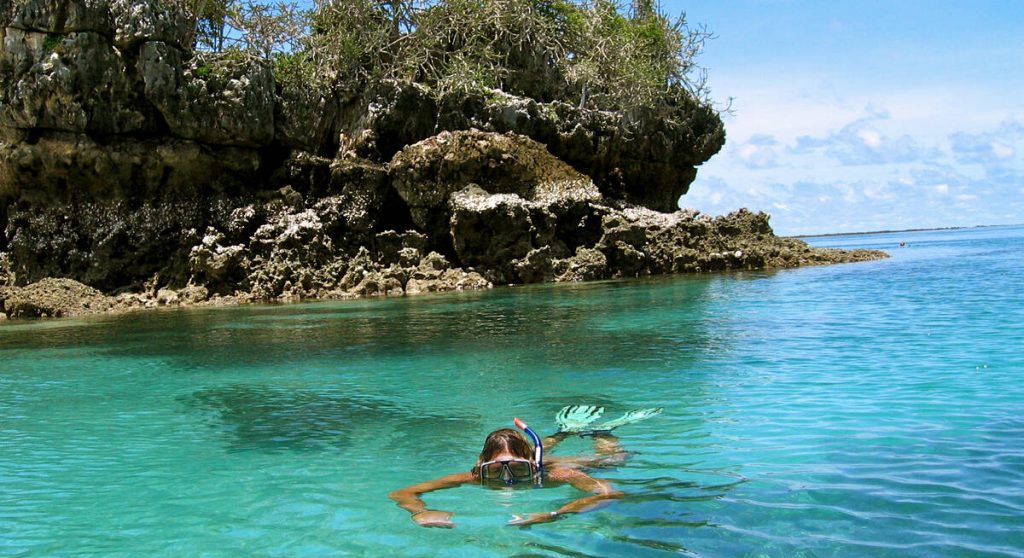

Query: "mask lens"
(482, 461), (506, 478)
(506, 461), (533, 478)
(480, 459), (534, 481)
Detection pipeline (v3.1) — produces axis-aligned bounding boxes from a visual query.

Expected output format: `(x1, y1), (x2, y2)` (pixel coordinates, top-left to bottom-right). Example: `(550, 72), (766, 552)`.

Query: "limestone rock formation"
(0, 0), (272, 186)
(112, 0), (191, 49)
(276, 80), (344, 154)
(1, 277), (111, 318)
(389, 130), (600, 243)
(586, 206), (881, 277)
(345, 83), (725, 212)
(0, 253), (14, 313)
(1, 29), (151, 135)
(142, 47), (276, 147)
(10, 0), (112, 35)
(0, 0), (886, 319)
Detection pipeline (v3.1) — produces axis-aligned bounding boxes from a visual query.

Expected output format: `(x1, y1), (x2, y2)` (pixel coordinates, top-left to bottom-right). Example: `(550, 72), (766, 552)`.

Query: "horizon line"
(793, 223), (1021, 239)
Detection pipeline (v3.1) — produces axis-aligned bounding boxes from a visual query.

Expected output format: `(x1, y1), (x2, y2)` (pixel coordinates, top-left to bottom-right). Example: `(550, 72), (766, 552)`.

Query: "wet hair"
(472, 428), (534, 475)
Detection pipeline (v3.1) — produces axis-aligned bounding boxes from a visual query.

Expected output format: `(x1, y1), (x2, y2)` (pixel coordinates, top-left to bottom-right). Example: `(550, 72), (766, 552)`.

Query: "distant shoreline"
(794, 223), (1018, 239)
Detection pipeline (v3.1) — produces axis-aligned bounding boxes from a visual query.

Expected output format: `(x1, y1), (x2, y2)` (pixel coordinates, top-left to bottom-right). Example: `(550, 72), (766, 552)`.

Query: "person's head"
(472, 428), (537, 483)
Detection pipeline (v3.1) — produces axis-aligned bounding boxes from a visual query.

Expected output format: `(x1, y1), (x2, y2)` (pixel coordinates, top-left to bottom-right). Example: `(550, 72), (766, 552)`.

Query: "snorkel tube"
(513, 417), (543, 480)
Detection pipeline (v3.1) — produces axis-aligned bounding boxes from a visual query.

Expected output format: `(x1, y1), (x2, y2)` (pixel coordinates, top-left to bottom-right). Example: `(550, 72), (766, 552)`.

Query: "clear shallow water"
(2, 225), (1022, 557)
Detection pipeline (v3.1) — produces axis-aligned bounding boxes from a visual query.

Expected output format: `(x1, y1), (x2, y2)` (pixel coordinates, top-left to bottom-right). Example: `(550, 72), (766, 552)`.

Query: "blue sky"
(669, 0), (1024, 235)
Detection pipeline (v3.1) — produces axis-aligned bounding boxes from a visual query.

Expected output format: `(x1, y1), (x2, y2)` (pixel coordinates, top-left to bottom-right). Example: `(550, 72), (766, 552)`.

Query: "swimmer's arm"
(388, 472), (473, 528)
(509, 468), (623, 526)
(541, 431), (570, 452)
(543, 433), (625, 459)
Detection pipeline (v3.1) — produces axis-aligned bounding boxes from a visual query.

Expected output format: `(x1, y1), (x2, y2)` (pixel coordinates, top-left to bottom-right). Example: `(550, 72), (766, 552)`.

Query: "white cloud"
(684, 97), (1023, 234)
(857, 128), (883, 148)
(790, 109), (936, 166)
(841, 187), (859, 205)
(949, 119), (1024, 165)
(732, 133), (780, 169)
(864, 184), (896, 201)
(712, 78), (1018, 147)
(991, 142), (1014, 159)
(680, 2), (1024, 234)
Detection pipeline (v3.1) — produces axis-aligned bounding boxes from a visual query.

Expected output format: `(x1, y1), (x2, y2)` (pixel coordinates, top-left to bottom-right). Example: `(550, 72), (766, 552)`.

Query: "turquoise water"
(2, 226), (1022, 557)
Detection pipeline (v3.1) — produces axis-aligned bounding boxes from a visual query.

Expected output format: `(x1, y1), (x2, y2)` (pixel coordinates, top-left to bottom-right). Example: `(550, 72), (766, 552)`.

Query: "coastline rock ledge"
(0, 0), (886, 319)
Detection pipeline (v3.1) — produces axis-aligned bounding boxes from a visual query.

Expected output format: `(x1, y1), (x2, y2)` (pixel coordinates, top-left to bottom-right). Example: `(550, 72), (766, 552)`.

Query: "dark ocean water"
(2, 225), (1021, 557)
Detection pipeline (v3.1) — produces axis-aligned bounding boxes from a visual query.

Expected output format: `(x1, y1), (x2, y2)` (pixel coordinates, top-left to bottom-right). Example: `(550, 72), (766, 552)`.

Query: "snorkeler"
(389, 406), (661, 528)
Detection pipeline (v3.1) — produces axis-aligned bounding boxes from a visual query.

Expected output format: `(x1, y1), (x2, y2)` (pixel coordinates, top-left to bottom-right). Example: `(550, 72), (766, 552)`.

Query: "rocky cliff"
(0, 0), (885, 319)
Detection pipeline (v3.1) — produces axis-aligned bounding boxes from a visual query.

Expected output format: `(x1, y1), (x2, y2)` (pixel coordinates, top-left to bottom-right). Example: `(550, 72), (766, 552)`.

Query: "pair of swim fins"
(554, 404), (662, 436)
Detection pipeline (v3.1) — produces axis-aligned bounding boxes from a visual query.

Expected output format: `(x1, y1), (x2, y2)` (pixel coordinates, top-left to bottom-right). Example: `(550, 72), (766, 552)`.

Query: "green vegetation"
(184, 0), (233, 52)
(183, 0), (714, 111)
(42, 33), (65, 53)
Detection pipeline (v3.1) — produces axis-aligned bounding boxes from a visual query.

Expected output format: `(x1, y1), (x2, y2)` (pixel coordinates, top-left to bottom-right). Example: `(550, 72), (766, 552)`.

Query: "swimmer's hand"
(412, 510), (454, 528)
(508, 511), (559, 527)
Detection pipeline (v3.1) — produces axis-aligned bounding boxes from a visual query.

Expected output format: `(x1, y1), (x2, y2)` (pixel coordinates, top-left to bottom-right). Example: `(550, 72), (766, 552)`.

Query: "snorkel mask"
(478, 418), (544, 486)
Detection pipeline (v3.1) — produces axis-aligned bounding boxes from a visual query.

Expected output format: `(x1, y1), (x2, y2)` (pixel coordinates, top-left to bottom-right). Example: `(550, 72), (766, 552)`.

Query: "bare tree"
(227, 1), (308, 59)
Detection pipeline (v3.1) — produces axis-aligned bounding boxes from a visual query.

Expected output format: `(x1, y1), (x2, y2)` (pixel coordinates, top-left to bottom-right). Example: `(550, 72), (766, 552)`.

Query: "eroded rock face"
(1, 277), (111, 318)
(401, 251), (491, 296)
(112, 0), (191, 49)
(0, 0), (887, 320)
(276, 80), (344, 155)
(433, 89), (722, 212)
(183, 188), (493, 302)
(1, 0), (274, 147)
(0, 1), (276, 291)
(553, 247), (607, 283)
(0, 251), (13, 287)
(143, 48), (275, 147)
(348, 83), (725, 211)
(0, 0), (275, 196)
(0, 133), (261, 199)
(589, 206), (883, 276)
(5, 196), (233, 290)
(449, 188), (537, 283)
(11, 0), (112, 35)
(389, 130), (599, 241)
(0, 29), (153, 135)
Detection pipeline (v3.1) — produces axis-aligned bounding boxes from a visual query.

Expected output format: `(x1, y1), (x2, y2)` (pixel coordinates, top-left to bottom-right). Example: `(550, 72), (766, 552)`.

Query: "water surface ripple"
(2, 226), (1022, 557)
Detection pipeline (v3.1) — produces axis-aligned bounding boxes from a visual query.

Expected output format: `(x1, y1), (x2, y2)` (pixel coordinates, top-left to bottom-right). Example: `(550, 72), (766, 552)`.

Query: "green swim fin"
(582, 407), (663, 436)
(555, 405), (604, 434)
